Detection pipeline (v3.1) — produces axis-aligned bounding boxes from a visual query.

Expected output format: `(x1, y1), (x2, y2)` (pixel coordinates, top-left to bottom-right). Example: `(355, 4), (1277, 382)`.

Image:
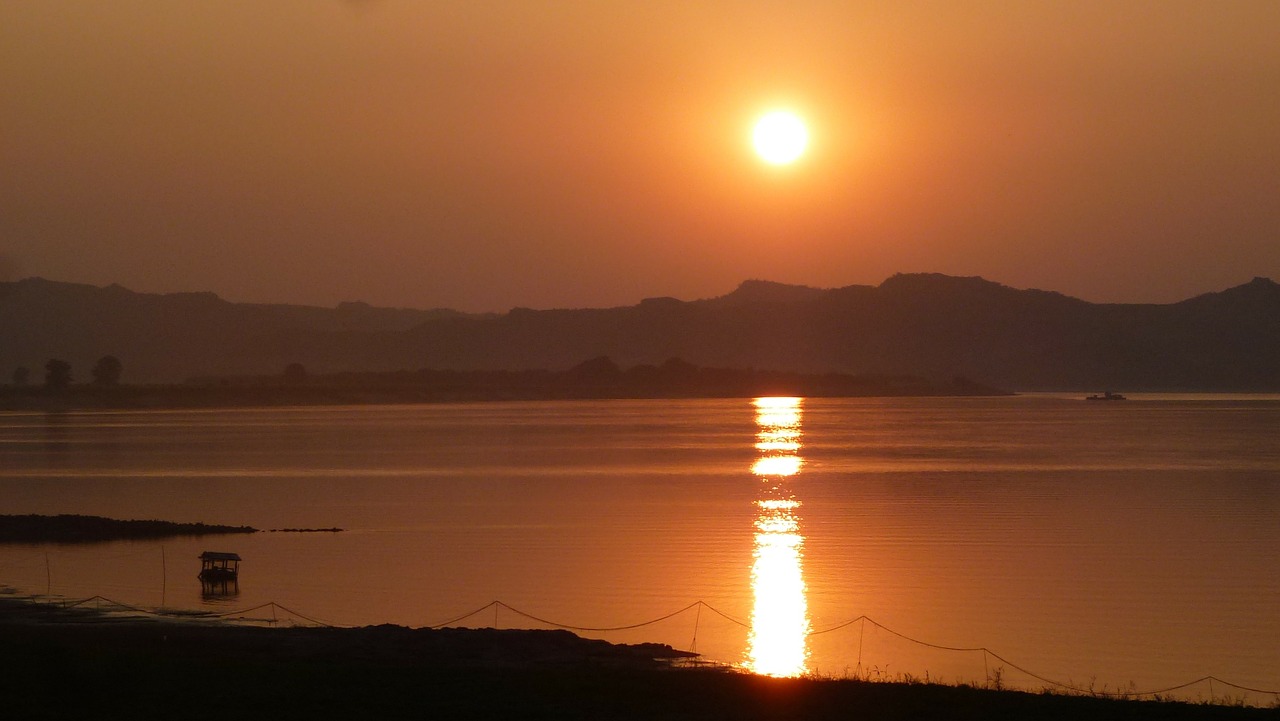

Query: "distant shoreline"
(0, 515), (350, 544)
(0, 514), (257, 544)
(0, 362), (1010, 412)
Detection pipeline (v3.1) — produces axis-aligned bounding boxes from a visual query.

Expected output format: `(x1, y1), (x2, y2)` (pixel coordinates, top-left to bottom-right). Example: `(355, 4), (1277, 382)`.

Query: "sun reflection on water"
(747, 397), (810, 677)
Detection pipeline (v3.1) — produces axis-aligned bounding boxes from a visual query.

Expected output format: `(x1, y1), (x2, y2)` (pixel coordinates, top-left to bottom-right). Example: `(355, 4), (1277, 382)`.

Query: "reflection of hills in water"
(747, 397), (810, 677)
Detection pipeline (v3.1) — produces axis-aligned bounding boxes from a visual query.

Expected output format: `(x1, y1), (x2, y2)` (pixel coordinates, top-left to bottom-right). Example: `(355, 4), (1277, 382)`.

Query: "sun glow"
(752, 110), (809, 165)
(755, 437), (800, 453)
(747, 397), (810, 677)
(751, 455), (802, 477)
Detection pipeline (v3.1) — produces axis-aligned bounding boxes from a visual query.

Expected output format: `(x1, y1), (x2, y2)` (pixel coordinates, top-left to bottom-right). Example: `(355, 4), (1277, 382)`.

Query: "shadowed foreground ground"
(1, 598), (1273, 721)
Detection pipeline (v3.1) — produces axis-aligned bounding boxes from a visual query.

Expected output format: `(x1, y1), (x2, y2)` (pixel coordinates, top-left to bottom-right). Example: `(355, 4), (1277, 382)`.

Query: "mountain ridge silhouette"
(3, 274), (1277, 390)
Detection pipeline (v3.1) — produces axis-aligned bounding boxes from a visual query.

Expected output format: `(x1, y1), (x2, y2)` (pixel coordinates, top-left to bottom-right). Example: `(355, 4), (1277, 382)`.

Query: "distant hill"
(3, 274), (1279, 390)
(0, 277), (490, 383)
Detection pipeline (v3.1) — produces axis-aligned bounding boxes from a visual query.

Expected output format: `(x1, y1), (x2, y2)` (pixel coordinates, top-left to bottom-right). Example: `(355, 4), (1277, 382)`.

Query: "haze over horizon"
(4, 1), (1279, 313)
(5, 271), (1277, 314)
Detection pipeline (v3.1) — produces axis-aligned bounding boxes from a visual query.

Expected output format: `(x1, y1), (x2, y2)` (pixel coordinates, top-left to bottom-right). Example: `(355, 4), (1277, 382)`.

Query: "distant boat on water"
(1085, 391), (1127, 401)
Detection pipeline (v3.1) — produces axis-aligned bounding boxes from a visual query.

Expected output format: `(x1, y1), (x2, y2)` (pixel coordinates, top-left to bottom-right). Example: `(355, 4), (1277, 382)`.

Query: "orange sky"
(3, 1), (1278, 311)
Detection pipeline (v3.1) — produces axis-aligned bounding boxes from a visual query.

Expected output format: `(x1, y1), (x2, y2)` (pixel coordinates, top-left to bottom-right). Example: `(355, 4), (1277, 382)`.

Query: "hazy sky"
(3, 1), (1279, 312)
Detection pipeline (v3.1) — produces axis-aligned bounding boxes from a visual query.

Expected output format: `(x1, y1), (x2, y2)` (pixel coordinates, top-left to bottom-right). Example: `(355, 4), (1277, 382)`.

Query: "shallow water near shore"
(1, 395), (1277, 701)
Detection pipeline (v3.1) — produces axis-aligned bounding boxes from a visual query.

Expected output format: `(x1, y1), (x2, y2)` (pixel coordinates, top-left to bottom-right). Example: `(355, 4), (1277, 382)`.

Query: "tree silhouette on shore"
(44, 359), (71, 390)
(91, 355), (123, 386)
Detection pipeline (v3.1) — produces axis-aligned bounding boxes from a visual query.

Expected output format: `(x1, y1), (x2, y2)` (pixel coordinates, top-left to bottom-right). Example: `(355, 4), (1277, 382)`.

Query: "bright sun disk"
(752, 111), (809, 165)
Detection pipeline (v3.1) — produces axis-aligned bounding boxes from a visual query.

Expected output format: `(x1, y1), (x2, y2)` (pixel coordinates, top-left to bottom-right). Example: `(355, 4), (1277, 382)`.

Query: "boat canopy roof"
(200, 551), (241, 561)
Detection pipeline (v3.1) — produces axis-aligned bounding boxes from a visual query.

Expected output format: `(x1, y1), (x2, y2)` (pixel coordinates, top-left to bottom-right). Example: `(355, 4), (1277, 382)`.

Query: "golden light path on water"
(747, 397), (810, 677)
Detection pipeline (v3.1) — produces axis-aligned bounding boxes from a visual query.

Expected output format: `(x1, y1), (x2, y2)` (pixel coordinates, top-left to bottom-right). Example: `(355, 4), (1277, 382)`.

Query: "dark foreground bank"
(1, 598), (1272, 721)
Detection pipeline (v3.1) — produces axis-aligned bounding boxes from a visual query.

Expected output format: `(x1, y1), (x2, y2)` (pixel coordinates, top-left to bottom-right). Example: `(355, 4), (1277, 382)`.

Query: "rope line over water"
(425, 600), (705, 633)
(498, 600), (704, 633)
(422, 600), (1278, 699)
(50, 595), (340, 628)
(29, 594), (1280, 700)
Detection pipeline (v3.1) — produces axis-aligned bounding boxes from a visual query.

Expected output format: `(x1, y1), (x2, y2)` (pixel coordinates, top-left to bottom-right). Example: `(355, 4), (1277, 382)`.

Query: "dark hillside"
(4, 274), (1279, 390)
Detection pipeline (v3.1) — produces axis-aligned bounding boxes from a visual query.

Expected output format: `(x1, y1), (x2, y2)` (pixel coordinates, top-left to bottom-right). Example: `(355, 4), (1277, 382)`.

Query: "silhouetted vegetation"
(0, 357), (1008, 411)
(568, 355), (623, 379)
(11, 365), (29, 386)
(0, 514), (257, 544)
(190, 358), (1006, 403)
(91, 355), (123, 386)
(43, 358), (71, 389)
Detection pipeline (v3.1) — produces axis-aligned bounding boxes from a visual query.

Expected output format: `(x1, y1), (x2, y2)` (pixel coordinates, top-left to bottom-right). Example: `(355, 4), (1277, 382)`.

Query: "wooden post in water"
(690, 602), (701, 654)
(160, 545), (167, 608)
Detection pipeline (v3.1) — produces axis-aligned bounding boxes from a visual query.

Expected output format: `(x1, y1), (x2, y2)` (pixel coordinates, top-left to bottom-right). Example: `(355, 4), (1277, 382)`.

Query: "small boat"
(198, 551), (241, 580)
(1085, 391), (1127, 401)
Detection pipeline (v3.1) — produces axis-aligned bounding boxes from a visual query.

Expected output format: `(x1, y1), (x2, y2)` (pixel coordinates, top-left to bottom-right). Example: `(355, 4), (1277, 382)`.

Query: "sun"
(752, 110), (809, 165)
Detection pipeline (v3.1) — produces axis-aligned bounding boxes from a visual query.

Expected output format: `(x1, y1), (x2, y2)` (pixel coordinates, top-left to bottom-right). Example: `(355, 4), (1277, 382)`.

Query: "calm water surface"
(1, 396), (1277, 700)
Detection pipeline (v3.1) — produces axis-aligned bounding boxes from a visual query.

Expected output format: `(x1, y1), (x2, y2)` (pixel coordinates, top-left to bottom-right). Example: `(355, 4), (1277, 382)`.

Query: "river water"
(1, 395), (1277, 701)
